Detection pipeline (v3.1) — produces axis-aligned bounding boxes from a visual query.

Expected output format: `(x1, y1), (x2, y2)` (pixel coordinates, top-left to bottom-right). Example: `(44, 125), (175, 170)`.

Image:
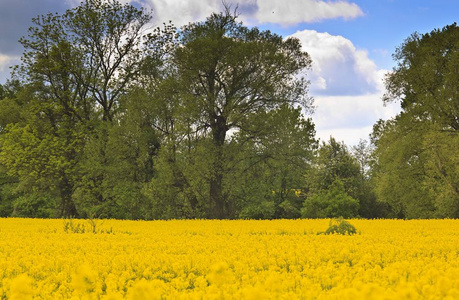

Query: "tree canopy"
(374, 23), (459, 218)
(0, 0), (160, 217)
(0, 1), (319, 219)
(0, 0), (457, 220)
(168, 9), (313, 218)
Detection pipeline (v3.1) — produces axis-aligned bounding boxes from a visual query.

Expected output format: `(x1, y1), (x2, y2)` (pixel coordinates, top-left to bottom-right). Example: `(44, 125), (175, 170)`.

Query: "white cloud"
(290, 30), (383, 96)
(0, 54), (19, 82)
(288, 30), (400, 145)
(253, 0), (363, 25)
(140, 0), (221, 27)
(312, 94), (401, 145)
(317, 126), (374, 146)
(136, 0), (363, 28)
(0, 54), (13, 71)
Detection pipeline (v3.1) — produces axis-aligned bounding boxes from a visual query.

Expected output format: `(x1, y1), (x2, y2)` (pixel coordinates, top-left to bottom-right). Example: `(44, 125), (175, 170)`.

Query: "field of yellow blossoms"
(2, 218), (459, 299)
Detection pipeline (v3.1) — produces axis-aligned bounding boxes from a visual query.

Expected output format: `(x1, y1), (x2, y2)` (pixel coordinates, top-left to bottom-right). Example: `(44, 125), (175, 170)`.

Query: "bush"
(239, 200), (275, 219)
(319, 217), (357, 235)
(301, 180), (359, 218)
(12, 194), (56, 218)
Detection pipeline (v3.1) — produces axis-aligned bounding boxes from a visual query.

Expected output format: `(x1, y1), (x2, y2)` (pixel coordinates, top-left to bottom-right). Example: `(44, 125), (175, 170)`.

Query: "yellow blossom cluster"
(1, 218), (459, 299)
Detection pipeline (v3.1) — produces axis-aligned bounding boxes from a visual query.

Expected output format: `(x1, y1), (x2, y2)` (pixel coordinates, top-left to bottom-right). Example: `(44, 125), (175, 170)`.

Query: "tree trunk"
(209, 115), (227, 219)
(210, 167), (224, 219)
(60, 175), (77, 217)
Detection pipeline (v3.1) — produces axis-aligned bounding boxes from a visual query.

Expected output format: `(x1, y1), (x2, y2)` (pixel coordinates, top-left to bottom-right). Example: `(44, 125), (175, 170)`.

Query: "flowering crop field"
(1, 219), (459, 299)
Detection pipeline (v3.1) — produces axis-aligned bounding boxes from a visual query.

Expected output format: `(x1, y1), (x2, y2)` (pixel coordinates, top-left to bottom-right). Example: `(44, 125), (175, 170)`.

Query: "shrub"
(239, 200), (275, 219)
(12, 194), (56, 218)
(63, 217), (115, 234)
(319, 217), (357, 235)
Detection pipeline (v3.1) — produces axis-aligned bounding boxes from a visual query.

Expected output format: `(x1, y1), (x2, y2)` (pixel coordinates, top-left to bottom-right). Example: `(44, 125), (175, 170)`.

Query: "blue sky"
(0, 0), (457, 145)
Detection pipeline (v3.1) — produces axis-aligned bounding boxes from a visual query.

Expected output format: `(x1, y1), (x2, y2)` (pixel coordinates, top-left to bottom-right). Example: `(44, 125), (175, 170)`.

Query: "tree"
(0, 164), (16, 217)
(73, 92), (160, 219)
(0, 0), (159, 217)
(307, 137), (361, 196)
(0, 80), (24, 133)
(230, 105), (316, 219)
(301, 179), (359, 219)
(371, 118), (436, 218)
(384, 23), (459, 131)
(303, 137), (362, 218)
(374, 23), (459, 218)
(0, 81), (24, 217)
(17, 0), (154, 122)
(351, 139), (390, 218)
(1, 3), (317, 219)
(170, 8), (313, 218)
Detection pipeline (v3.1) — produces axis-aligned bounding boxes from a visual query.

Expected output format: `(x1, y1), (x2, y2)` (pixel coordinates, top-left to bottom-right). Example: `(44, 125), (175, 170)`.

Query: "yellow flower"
(207, 262), (233, 286)
(72, 264), (98, 295)
(9, 274), (33, 300)
(242, 285), (269, 300)
(2, 218), (459, 299)
(127, 279), (163, 300)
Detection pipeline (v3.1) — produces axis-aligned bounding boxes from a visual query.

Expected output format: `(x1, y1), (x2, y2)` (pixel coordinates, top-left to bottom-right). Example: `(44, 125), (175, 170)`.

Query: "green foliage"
(166, 9), (313, 219)
(307, 137), (361, 198)
(0, 165), (15, 217)
(318, 218), (357, 235)
(301, 180), (359, 219)
(372, 118), (437, 218)
(0, 81), (24, 134)
(423, 130), (459, 217)
(303, 137), (375, 218)
(73, 115), (159, 219)
(373, 23), (459, 218)
(229, 105), (316, 219)
(6, 2), (457, 221)
(0, 0), (164, 218)
(12, 193), (57, 218)
(239, 200), (276, 220)
(0, 1), (322, 220)
(0, 118), (85, 216)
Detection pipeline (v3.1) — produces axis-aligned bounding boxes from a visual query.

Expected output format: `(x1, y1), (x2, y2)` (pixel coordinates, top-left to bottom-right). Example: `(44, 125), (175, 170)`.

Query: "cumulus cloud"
(136, 0), (363, 28)
(0, 54), (18, 70)
(288, 30), (400, 145)
(137, 0), (221, 27)
(253, 0), (363, 25)
(0, 54), (20, 82)
(289, 30), (383, 96)
(312, 94), (401, 145)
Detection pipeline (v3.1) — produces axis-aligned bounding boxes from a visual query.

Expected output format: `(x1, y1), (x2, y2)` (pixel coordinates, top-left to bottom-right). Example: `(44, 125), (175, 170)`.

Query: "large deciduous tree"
(169, 8), (313, 218)
(17, 0), (153, 122)
(374, 23), (459, 218)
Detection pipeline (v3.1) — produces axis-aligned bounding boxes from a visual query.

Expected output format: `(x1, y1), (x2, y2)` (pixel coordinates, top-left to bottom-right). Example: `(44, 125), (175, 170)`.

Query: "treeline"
(0, 0), (457, 219)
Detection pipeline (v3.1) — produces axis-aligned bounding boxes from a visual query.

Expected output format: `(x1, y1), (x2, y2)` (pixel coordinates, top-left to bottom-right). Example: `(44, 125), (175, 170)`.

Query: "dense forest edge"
(0, 0), (457, 220)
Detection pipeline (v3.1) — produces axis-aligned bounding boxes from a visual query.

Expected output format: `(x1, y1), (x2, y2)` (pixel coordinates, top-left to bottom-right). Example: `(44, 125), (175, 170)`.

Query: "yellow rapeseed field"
(1, 218), (459, 299)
